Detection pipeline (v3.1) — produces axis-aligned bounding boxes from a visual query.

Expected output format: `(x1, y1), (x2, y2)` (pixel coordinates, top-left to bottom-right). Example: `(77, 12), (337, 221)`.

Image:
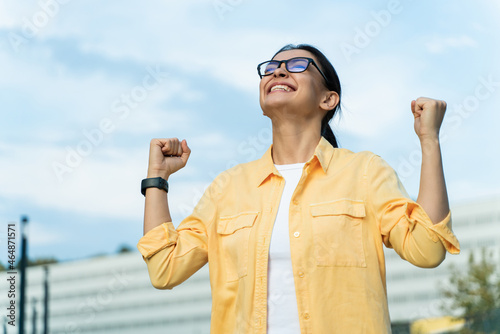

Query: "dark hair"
(272, 44), (341, 148)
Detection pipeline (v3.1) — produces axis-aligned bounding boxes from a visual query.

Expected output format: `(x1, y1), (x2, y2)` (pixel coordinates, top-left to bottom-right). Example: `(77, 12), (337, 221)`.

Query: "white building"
(1, 253), (212, 334)
(385, 195), (500, 323)
(1, 195), (498, 333)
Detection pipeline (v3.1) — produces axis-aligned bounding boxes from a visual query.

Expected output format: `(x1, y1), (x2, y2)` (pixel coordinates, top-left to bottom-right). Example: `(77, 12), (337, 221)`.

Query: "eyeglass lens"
(263, 58), (310, 76)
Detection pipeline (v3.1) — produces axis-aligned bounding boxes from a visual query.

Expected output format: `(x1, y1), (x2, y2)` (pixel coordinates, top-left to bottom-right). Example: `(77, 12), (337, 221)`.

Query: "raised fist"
(147, 138), (191, 179)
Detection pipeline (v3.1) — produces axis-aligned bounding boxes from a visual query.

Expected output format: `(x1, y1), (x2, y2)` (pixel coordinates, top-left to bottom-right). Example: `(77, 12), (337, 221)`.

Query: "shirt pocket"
(217, 211), (259, 282)
(309, 199), (367, 267)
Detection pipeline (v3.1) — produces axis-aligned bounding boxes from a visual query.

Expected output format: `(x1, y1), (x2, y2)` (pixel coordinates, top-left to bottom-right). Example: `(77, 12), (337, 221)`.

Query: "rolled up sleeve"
(137, 222), (179, 259)
(367, 155), (460, 268)
(136, 182), (217, 289)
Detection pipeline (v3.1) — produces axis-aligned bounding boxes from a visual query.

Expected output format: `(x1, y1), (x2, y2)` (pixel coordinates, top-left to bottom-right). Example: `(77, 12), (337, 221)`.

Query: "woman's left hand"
(411, 97), (447, 141)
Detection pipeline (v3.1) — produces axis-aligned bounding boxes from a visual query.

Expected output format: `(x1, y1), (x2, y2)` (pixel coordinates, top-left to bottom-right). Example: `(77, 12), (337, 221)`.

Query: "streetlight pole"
(19, 215), (29, 334)
(43, 266), (49, 334)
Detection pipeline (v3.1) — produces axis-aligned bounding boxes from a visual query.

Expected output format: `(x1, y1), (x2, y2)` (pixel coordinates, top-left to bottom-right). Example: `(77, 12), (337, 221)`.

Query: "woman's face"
(259, 49), (331, 118)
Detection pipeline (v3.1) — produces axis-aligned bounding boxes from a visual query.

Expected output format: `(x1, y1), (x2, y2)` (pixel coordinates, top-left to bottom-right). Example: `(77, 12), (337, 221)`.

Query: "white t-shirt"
(267, 162), (305, 333)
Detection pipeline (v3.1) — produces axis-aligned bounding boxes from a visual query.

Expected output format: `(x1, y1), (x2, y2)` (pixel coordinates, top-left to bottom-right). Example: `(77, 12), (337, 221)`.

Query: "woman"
(137, 44), (460, 333)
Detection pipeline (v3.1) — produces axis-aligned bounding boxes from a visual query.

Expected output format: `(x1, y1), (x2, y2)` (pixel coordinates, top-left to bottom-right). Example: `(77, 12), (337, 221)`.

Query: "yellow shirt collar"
(255, 136), (335, 187)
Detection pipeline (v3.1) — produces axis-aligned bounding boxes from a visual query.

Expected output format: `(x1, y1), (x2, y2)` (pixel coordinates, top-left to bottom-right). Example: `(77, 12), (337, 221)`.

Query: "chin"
(263, 94), (292, 107)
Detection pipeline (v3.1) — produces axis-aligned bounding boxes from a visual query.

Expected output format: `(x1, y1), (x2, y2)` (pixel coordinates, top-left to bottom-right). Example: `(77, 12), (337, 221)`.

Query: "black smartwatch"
(141, 177), (169, 196)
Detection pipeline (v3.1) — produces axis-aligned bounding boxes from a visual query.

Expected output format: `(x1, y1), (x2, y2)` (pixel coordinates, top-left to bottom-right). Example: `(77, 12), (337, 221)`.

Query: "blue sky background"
(0, 0), (499, 264)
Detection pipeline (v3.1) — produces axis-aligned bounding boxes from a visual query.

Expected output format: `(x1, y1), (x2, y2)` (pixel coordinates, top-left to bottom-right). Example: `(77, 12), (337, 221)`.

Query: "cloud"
(0, 2), (39, 29)
(1, 0), (499, 263)
(335, 55), (421, 138)
(0, 139), (223, 223)
(0, 143), (142, 220)
(0, 43), (209, 146)
(2, 1), (354, 95)
(425, 35), (477, 54)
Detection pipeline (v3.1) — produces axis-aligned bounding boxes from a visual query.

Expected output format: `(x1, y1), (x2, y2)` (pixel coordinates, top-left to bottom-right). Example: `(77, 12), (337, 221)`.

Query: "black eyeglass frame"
(257, 57), (328, 83)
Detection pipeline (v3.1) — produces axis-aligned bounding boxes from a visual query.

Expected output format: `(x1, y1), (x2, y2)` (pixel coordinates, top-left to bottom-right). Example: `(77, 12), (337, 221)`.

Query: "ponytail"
(321, 117), (339, 148)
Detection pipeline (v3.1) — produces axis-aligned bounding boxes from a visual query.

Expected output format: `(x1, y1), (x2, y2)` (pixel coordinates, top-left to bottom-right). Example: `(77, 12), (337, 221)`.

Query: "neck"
(271, 121), (321, 165)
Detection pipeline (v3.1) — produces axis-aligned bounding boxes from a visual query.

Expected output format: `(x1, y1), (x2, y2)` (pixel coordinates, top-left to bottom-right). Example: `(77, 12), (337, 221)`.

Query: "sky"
(0, 0), (499, 264)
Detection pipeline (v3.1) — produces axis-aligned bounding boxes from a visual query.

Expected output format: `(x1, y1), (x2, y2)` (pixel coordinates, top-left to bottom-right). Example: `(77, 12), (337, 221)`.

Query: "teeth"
(271, 84), (292, 92)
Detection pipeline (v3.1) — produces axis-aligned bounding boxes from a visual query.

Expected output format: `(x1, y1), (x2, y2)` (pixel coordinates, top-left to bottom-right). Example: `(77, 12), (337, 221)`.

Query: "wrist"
(419, 135), (440, 145)
(419, 136), (442, 157)
(418, 130), (439, 139)
(147, 169), (170, 180)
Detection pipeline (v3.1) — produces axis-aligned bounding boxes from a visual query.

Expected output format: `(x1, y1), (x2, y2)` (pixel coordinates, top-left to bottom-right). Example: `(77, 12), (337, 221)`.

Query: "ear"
(319, 91), (339, 111)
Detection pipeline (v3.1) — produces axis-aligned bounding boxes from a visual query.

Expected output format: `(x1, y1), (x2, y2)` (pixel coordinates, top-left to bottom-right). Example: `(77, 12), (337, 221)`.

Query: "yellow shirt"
(137, 136), (460, 334)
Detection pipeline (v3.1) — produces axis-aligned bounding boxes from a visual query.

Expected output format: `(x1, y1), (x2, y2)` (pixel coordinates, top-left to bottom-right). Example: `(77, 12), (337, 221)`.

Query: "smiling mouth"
(269, 84), (294, 93)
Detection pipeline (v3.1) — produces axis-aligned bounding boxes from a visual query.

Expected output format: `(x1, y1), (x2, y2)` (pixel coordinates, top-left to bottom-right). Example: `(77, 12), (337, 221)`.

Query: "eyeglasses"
(257, 57), (328, 83)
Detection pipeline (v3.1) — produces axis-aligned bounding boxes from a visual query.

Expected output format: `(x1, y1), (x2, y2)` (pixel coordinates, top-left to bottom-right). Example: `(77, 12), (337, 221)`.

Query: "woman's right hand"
(147, 138), (191, 180)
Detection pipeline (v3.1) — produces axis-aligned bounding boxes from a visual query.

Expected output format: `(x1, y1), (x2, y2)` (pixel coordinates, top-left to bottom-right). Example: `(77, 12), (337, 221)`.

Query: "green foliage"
(14, 257), (58, 269)
(439, 248), (500, 333)
(117, 244), (133, 253)
(28, 257), (58, 267)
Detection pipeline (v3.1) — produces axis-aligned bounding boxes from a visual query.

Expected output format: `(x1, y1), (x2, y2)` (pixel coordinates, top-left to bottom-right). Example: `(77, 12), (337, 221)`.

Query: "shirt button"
(293, 231), (300, 238)
(298, 271), (305, 278)
(303, 313), (310, 320)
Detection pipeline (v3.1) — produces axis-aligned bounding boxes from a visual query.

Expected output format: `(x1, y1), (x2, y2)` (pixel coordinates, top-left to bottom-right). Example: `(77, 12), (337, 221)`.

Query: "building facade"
(385, 195), (500, 323)
(1, 253), (212, 334)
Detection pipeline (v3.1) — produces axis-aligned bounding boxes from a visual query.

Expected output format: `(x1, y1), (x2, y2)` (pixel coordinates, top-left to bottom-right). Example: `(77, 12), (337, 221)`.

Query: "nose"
(273, 62), (288, 78)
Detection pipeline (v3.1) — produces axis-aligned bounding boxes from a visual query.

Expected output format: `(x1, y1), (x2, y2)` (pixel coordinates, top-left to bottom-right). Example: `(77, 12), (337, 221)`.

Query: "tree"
(117, 244), (133, 253)
(439, 248), (500, 333)
(13, 257), (58, 269)
(28, 257), (58, 267)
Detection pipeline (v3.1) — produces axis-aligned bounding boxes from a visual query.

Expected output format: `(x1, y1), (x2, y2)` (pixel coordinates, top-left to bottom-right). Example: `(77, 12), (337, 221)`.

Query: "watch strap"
(141, 177), (169, 196)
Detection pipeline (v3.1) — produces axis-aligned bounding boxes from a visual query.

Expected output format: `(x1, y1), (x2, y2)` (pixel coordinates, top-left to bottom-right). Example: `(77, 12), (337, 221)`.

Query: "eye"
(287, 58), (309, 72)
(264, 61), (279, 75)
